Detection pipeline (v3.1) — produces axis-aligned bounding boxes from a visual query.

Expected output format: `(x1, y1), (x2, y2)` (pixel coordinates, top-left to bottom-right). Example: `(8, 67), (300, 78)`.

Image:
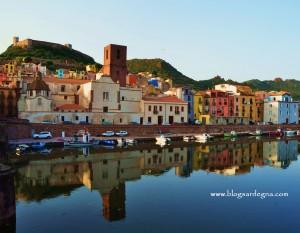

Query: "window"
(103, 106), (108, 112)
(121, 96), (125, 101)
(37, 98), (42, 105)
(159, 106), (162, 111)
(181, 117), (184, 123)
(170, 106), (173, 111)
(75, 116), (79, 120)
(120, 118), (122, 123)
(106, 49), (108, 59)
(148, 117), (152, 123)
(117, 49), (121, 59)
(30, 90), (33, 96)
(61, 116), (65, 121)
(61, 85), (65, 92)
(64, 96), (67, 100)
(77, 85), (80, 91)
(148, 105), (151, 111)
(181, 106), (184, 112)
(103, 92), (109, 101)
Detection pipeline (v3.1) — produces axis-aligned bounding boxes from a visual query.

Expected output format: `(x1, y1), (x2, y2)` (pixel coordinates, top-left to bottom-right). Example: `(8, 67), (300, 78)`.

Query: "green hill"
(127, 59), (300, 99)
(127, 58), (199, 87)
(0, 43), (98, 70)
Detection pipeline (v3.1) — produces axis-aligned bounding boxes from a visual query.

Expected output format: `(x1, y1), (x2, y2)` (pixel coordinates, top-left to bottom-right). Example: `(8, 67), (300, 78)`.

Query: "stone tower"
(102, 44), (127, 87)
(12, 36), (19, 46)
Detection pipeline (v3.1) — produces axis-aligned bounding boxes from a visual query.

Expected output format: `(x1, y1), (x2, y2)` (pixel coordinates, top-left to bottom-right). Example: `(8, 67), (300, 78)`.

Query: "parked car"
(33, 131), (52, 139)
(102, 131), (115, 137)
(115, 130), (128, 137)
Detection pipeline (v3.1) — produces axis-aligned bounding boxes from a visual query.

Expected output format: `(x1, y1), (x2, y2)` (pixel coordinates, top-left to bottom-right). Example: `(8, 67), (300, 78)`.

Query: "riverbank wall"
(2, 119), (300, 140)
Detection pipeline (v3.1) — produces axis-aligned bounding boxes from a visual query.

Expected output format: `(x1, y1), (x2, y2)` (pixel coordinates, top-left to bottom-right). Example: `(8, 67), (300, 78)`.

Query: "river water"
(2, 138), (300, 233)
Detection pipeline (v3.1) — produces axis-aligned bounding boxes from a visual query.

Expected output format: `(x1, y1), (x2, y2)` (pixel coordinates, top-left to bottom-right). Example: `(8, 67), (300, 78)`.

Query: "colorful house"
(264, 91), (299, 124)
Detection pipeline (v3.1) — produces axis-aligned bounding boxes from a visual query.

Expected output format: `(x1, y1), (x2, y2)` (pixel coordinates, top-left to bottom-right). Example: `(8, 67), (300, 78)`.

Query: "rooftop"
(142, 95), (186, 103)
(44, 77), (90, 85)
(56, 104), (86, 111)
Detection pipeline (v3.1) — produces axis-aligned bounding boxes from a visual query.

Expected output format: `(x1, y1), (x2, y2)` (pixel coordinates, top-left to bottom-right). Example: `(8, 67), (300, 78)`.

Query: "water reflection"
(13, 139), (299, 224)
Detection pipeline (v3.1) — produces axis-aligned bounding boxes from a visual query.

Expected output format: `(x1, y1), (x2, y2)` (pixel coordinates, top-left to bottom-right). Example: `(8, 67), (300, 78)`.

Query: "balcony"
(153, 110), (158, 115)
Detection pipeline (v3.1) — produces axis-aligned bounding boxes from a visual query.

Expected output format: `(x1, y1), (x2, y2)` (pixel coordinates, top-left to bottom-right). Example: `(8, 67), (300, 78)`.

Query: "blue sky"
(0, 0), (299, 82)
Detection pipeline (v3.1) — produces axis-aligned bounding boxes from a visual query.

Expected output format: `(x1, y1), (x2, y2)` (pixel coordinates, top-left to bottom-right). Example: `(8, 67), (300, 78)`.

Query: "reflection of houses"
(193, 142), (263, 175)
(15, 147), (188, 221)
(140, 147), (188, 175)
(263, 140), (298, 168)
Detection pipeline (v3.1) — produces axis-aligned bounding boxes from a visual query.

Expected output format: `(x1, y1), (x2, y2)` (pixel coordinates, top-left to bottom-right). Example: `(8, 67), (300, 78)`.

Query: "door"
(140, 117), (143, 125)
(169, 116), (174, 124)
(158, 116), (163, 125)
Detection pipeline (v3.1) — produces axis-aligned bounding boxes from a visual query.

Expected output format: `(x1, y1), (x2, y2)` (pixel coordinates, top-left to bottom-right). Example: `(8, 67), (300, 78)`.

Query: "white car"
(33, 131), (52, 139)
(102, 131), (115, 137)
(115, 130), (128, 137)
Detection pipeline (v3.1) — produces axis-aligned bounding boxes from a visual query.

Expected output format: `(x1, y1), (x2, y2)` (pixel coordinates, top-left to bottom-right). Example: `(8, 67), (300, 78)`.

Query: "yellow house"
(193, 91), (210, 124)
(3, 62), (16, 74)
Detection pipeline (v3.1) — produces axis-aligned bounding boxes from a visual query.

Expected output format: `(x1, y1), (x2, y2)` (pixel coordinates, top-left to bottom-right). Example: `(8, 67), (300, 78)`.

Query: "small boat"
(117, 138), (127, 147)
(195, 133), (212, 141)
(40, 149), (52, 155)
(224, 131), (237, 137)
(100, 139), (117, 146)
(268, 129), (283, 137)
(16, 144), (30, 155)
(126, 139), (137, 145)
(156, 135), (171, 145)
(285, 130), (296, 137)
(31, 142), (46, 149)
(64, 141), (93, 147)
(249, 130), (262, 136)
(16, 144), (30, 151)
(183, 136), (195, 142)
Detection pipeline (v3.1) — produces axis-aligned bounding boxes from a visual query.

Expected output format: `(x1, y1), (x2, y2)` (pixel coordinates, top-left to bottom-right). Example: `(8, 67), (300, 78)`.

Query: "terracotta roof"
(268, 91), (290, 96)
(143, 95), (187, 103)
(44, 77), (90, 84)
(56, 104), (86, 110)
(27, 76), (50, 91)
(236, 85), (253, 95)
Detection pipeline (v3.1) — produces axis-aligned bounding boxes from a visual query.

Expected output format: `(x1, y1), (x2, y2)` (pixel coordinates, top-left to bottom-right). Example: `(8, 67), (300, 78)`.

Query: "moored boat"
(285, 130), (296, 137)
(183, 136), (195, 142)
(249, 130), (262, 136)
(156, 135), (171, 145)
(268, 129), (283, 137)
(195, 133), (212, 141)
(100, 139), (117, 146)
(31, 142), (46, 149)
(64, 141), (93, 147)
(224, 131), (237, 137)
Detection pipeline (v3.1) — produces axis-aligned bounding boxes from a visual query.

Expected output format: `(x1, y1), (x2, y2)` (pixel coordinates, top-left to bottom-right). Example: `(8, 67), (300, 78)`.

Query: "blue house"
(264, 92), (299, 124)
(176, 86), (194, 123)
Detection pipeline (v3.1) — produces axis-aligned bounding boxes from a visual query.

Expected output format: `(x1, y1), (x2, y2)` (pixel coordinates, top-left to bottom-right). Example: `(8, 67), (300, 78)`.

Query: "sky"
(0, 0), (300, 82)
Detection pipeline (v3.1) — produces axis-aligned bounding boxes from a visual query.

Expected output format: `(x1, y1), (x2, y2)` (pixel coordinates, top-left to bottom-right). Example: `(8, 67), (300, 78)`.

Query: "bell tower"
(102, 44), (127, 87)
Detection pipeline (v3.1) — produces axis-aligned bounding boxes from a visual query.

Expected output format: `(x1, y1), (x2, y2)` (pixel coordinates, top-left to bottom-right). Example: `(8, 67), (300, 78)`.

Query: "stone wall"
(31, 123), (300, 138)
(0, 118), (31, 140)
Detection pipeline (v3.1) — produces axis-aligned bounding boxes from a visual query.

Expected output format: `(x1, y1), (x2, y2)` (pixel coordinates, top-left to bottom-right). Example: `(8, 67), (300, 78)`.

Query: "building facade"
(141, 96), (188, 125)
(264, 92), (299, 124)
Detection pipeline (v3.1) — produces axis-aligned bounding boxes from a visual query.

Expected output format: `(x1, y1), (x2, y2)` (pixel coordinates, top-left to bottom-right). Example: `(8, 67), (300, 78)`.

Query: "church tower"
(102, 44), (127, 87)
